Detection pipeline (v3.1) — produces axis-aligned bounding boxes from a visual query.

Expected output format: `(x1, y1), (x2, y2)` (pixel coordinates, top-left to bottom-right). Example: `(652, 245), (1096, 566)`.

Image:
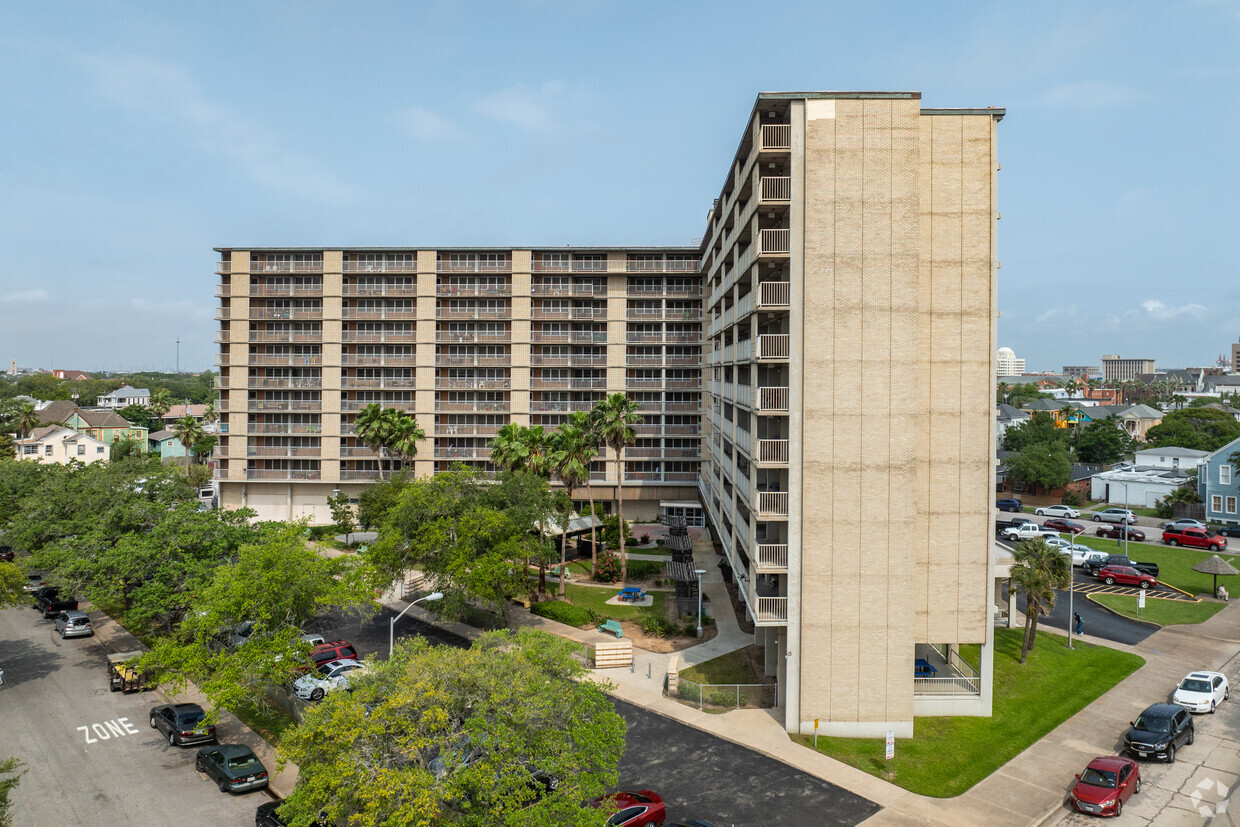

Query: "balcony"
(339, 469), (384, 481)
(215, 285), (230, 298)
(754, 543), (789, 574)
(249, 284), (323, 297)
(758, 281), (791, 309)
(341, 308), (418, 321)
(758, 228), (790, 257)
(248, 331), (321, 343)
(342, 377), (416, 390)
(246, 422), (323, 435)
(760, 123), (791, 152)
(755, 490), (789, 518)
(251, 259), (323, 273)
(436, 259), (513, 274)
(757, 387), (790, 414)
(756, 334), (790, 361)
(248, 378), (323, 390)
(435, 378), (509, 390)
(664, 377), (701, 389)
(435, 354), (510, 367)
(435, 307), (511, 321)
(438, 424), (502, 437)
(341, 282), (417, 296)
(341, 331), (417, 343)
(913, 644), (982, 696)
(759, 176), (791, 202)
(249, 307), (323, 321)
(434, 446), (492, 460)
(248, 400), (320, 412)
(756, 439), (789, 466)
(530, 283), (606, 297)
(436, 284), (512, 297)
(435, 401), (510, 413)
(341, 354), (415, 367)
(246, 469), (321, 480)
(248, 354), (322, 366)
(343, 259), (418, 273)
(215, 308), (230, 321)
(340, 399), (413, 412)
(247, 446), (321, 458)
(216, 262), (232, 275)
(754, 596), (788, 625)
(435, 331), (510, 344)
(625, 471), (699, 483)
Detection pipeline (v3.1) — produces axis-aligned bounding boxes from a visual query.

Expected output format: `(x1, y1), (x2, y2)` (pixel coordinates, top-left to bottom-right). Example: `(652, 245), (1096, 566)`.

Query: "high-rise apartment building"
(698, 92), (1002, 736)
(996, 347), (1025, 377)
(213, 90), (1003, 738)
(1101, 355), (1156, 383)
(1063, 365), (1101, 381)
(213, 249), (702, 522)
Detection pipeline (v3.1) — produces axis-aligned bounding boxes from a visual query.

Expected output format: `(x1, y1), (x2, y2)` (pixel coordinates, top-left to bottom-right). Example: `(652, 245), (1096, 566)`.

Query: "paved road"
(0, 606), (262, 827)
(1018, 570), (1159, 646)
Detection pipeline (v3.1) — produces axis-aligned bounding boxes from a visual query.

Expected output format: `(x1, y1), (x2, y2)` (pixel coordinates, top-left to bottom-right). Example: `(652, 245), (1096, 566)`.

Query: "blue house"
(148, 429), (192, 462)
(1199, 436), (1240, 526)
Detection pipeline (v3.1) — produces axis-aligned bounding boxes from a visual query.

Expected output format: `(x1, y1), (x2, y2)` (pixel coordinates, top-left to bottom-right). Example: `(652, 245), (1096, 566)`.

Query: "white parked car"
(1172, 671), (1229, 714)
(1036, 504), (1081, 519)
(293, 658), (367, 701)
(1065, 544), (1107, 567)
(1001, 523), (1063, 543)
(1093, 508), (1137, 525)
(1042, 536), (1072, 550)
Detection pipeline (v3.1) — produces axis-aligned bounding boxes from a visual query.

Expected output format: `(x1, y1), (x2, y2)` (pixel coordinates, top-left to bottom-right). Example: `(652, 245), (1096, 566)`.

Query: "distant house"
(15, 426), (108, 466)
(65, 409), (148, 446)
(160, 404), (216, 432)
(1021, 399), (1095, 429)
(1086, 403), (1164, 442)
(1091, 467), (1194, 509)
(98, 385), (150, 409)
(1199, 436), (1240, 526)
(1132, 446), (1209, 474)
(34, 400), (83, 426)
(1201, 402), (1240, 422)
(148, 429), (192, 461)
(52, 369), (93, 381)
(996, 404), (1029, 443)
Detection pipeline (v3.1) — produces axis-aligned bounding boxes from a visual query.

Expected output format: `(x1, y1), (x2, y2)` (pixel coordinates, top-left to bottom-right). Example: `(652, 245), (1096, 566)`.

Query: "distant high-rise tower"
(996, 347), (1025, 377)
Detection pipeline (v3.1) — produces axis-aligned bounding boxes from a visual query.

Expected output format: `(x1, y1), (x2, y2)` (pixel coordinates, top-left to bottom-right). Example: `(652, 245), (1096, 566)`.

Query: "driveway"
(1017, 570), (1159, 646)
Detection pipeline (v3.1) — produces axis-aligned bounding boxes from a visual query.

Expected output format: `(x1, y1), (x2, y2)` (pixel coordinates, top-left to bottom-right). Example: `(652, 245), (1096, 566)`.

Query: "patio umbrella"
(1191, 555), (1240, 596)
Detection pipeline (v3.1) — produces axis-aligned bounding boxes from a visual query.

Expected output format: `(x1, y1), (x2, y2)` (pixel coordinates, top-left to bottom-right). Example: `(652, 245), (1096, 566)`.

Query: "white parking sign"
(885, 730), (895, 760)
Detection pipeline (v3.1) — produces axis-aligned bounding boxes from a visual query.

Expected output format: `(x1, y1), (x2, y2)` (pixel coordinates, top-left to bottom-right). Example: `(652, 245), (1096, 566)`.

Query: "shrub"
(531, 600), (597, 627)
(626, 560), (663, 580)
(639, 609), (679, 638)
(594, 552), (622, 583)
(1061, 489), (1083, 506)
(640, 533), (651, 544)
(307, 525), (336, 541)
(683, 622), (699, 637)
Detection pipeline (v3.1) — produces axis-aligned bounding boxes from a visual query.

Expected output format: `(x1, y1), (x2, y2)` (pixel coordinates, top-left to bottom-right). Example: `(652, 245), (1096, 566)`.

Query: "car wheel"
(1169, 539), (1179, 546)
(1094, 515), (1101, 521)
(1105, 577), (1115, 585)
(149, 715), (157, 728)
(1167, 745), (1176, 763)
(1211, 701), (1217, 714)
(1226, 687), (1230, 700)
(219, 779), (230, 793)
(1188, 728), (1195, 745)
(1036, 509), (1045, 516)
(195, 756), (205, 772)
(310, 687), (325, 701)
(1140, 582), (1149, 590)
(60, 630), (66, 639)
(1114, 799), (1123, 816)
(1134, 776), (1141, 794)
(168, 731), (177, 746)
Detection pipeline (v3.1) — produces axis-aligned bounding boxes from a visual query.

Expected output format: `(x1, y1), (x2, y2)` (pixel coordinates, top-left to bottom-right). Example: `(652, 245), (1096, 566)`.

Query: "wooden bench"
(510, 596), (532, 610)
(598, 618), (623, 638)
(588, 638), (633, 669)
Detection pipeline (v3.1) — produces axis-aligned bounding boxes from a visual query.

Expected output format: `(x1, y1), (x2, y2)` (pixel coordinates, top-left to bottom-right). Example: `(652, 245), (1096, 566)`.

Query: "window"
(77, 444), (85, 456)
(1214, 495), (1224, 513)
(1223, 465), (1233, 486)
(1228, 497), (1237, 515)
(45, 445), (53, 456)
(96, 447), (104, 454)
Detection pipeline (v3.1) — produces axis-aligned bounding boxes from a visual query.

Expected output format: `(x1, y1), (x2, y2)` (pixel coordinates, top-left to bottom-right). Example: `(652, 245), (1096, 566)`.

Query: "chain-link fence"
(672, 679), (776, 711)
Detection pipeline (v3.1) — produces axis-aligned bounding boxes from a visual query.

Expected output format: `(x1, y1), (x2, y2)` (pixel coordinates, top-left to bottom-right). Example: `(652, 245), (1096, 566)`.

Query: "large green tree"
(117, 404), (161, 431)
(276, 629), (627, 827)
(1009, 538), (1072, 664)
(549, 419), (597, 592)
(0, 757), (24, 827)
(590, 394), (642, 582)
(170, 414), (205, 469)
(1002, 411), (1067, 452)
(1006, 440), (1073, 492)
(1146, 407), (1240, 451)
(1074, 418), (1131, 464)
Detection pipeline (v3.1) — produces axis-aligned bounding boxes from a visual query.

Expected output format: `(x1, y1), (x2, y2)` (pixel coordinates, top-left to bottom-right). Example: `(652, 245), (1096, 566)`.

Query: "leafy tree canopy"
(276, 630), (626, 827)
(1006, 440), (1073, 491)
(1145, 407), (1240, 452)
(1002, 411), (1068, 452)
(1074, 418), (1131, 464)
(999, 383), (1051, 407)
(117, 404), (161, 431)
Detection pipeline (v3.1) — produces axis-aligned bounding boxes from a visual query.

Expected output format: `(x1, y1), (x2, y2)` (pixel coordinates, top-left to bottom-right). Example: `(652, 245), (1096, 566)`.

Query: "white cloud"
(474, 81), (567, 133)
(1040, 81), (1147, 108)
(1140, 299), (1206, 320)
(0, 289), (50, 304)
(394, 107), (463, 142)
(80, 54), (352, 203)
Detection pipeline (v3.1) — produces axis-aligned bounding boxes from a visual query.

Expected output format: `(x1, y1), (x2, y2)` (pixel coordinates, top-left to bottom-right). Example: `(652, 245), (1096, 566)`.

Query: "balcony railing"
(251, 259), (324, 273)
(530, 283), (606, 296)
(341, 308), (418, 321)
(434, 447), (492, 459)
(341, 378), (416, 390)
(248, 400), (320, 412)
(436, 379), (509, 390)
(343, 260), (418, 273)
(435, 308), (512, 320)
(248, 285), (323, 297)
(249, 308), (323, 321)
(438, 424), (503, 437)
(757, 387), (790, 413)
(341, 332), (417, 343)
(756, 439), (789, 465)
(760, 123), (791, 151)
(435, 284), (512, 297)
(754, 596), (788, 625)
(341, 283), (418, 296)
(246, 469), (321, 480)
(754, 543), (789, 573)
(625, 471), (699, 483)
(246, 423), (323, 435)
(436, 260), (513, 274)
(341, 355), (416, 367)
(248, 378), (322, 389)
(759, 229), (791, 256)
(339, 469), (384, 480)
(249, 354), (323, 366)
(758, 281), (791, 309)
(248, 331), (321, 343)
(340, 399), (413, 412)
(435, 331), (510, 343)
(216, 262), (232, 274)
(247, 446), (321, 458)
(760, 176), (791, 201)
(756, 491), (789, 518)
(435, 354), (510, 367)
(756, 334), (790, 361)
(434, 401), (510, 413)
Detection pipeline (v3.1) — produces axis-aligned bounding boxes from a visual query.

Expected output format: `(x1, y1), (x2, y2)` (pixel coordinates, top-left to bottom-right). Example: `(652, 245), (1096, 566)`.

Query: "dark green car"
(194, 743), (269, 793)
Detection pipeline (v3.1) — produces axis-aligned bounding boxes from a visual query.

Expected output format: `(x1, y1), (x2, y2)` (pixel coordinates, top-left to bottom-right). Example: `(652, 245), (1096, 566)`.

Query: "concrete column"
(764, 627), (779, 677)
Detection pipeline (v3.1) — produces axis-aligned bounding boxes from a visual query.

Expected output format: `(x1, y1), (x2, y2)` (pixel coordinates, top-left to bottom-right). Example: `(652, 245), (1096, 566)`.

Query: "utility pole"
(176, 338), (180, 373)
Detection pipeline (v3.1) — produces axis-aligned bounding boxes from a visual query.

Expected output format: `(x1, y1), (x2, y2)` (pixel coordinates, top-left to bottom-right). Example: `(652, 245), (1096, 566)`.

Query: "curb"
(1084, 593), (1162, 629)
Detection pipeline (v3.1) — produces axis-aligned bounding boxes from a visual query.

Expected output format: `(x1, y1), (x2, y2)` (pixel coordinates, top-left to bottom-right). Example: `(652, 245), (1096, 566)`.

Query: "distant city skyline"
(1, 1), (1236, 370)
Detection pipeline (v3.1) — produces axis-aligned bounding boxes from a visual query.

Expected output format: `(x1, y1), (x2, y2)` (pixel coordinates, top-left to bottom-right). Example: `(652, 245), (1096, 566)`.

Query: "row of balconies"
(220, 258), (704, 277)
(227, 329), (704, 347)
(700, 122), (791, 266)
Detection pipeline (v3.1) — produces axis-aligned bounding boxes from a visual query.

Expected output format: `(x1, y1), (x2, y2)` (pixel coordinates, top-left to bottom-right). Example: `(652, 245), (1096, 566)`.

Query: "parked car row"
(1071, 671), (1229, 817)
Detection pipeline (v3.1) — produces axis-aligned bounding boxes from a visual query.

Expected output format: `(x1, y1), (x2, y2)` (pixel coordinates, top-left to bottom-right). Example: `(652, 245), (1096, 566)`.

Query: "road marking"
(78, 717), (140, 744)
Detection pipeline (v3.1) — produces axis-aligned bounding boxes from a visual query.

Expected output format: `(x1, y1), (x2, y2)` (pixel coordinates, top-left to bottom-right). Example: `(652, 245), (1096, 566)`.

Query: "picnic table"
(914, 658), (937, 677)
(616, 587), (645, 603)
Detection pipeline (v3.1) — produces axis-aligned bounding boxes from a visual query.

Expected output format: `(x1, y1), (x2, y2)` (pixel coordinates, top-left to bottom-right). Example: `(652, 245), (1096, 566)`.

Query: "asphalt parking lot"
(0, 606), (265, 827)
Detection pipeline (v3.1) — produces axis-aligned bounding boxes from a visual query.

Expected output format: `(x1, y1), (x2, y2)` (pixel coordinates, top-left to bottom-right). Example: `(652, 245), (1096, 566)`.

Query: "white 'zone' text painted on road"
(78, 717), (140, 744)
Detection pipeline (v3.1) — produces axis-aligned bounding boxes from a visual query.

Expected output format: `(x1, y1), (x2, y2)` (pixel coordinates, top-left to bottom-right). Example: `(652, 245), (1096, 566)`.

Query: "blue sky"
(0, 1), (1236, 373)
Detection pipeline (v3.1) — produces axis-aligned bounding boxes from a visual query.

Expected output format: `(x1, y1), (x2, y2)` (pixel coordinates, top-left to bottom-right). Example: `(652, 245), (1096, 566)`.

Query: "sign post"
(813, 718), (819, 749)
(1138, 589), (1146, 618)
(885, 730), (895, 779)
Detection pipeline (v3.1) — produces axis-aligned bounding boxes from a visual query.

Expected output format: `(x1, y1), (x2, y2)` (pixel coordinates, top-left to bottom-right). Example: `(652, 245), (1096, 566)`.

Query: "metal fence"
(672, 679), (776, 711)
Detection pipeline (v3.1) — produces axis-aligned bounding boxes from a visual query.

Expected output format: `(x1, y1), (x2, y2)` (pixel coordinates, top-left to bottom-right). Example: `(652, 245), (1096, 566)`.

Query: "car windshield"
(1079, 768), (1117, 788)
(178, 712), (205, 726)
(1134, 714), (1170, 733)
(1180, 679), (1212, 693)
(226, 753), (259, 770)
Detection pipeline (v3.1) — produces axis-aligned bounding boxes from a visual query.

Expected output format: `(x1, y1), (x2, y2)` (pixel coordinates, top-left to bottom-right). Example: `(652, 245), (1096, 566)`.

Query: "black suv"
(1125, 703), (1193, 762)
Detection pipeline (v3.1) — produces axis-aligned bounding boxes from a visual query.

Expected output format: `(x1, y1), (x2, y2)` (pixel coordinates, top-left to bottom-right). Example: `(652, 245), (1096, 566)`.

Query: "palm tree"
(548, 421), (596, 596)
(14, 401), (40, 438)
(567, 410), (602, 577)
(489, 423), (551, 476)
(354, 403), (396, 480)
(170, 414), (205, 470)
(202, 401), (219, 430)
(148, 389), (172, 419)
(1008, 538), (1072, 664)
(591, 393), (643, 582)
(390, 414), (426, 472)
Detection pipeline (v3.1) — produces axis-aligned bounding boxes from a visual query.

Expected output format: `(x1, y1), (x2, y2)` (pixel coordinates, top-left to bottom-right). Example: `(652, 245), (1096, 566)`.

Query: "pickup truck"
(32, 586), (79, 619)
(1082, 554), (1160, 579)
(1000, 523), (1062, 542)
(1162, 527), (1228, 551)
(995, 517), (1035, 536)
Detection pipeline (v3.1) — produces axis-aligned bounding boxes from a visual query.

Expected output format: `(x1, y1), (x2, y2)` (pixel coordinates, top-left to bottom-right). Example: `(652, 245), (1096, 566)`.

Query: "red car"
(590, 790), (666, 827)
(1071, 755), (1140, 816)
(1096, 525), (1146, 542)
(1043, 518), (1085, 535)
(1098, 566), (1157, 589)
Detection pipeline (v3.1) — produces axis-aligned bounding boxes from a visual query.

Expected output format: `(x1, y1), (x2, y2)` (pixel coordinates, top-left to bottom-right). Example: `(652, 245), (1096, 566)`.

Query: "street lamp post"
(389, 591), (444, 657)
(695, 569), (706, 638)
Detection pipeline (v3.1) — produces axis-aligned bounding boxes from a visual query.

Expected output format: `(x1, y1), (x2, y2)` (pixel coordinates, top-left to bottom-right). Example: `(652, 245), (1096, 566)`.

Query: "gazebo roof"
(1192, 555), (1240, 577)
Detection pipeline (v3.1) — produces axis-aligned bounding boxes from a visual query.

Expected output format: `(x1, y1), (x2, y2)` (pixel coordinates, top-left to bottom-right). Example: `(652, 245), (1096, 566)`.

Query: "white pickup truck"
(1000, 523), (1061, 543)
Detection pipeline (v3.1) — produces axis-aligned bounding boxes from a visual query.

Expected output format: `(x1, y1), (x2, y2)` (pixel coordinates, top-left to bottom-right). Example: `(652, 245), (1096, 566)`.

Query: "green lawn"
(1072, 537), (1240, 595)
(561, 583), (666, 621)
(794, 628), (1145, 797)
(1090, 593), (1228, 626)
(681, 650), (758, 685)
